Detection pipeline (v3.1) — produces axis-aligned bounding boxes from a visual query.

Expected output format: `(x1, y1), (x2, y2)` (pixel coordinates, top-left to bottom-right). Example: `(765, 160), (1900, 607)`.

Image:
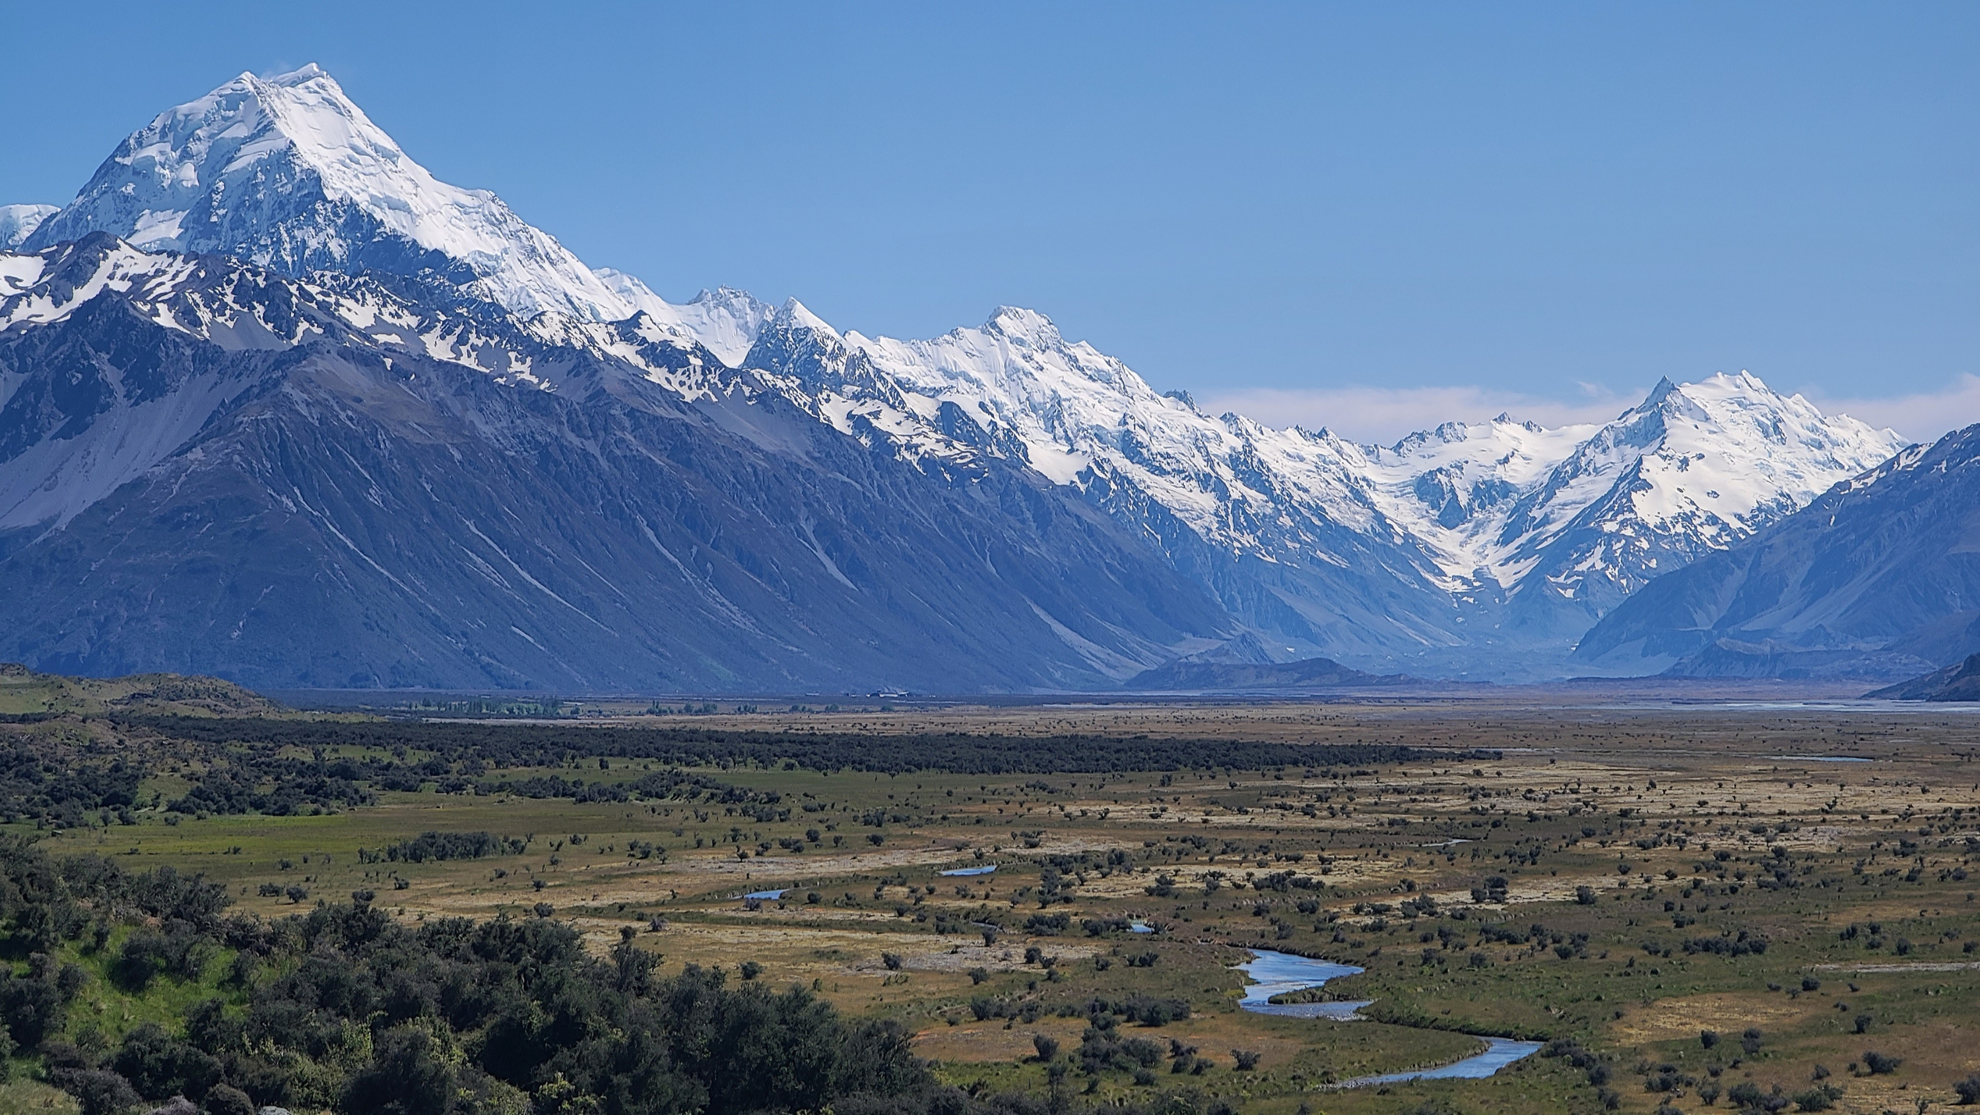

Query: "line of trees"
(123, 714), (1459, 774)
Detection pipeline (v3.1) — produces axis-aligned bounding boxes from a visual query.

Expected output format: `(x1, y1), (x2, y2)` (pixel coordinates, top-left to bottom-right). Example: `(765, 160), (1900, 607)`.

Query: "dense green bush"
(1, 833), (958, 1115)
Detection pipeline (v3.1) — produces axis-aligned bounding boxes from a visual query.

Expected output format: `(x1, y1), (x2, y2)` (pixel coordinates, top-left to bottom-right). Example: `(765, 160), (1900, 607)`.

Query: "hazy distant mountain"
(1867, 653), (1980, 701)
(0, 64), (1916, 688)
(1122, 656), (1404, 693)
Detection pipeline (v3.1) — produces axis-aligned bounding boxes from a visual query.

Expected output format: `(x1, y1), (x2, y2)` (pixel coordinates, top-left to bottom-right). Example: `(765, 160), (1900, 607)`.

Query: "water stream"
(1234, 949), (1542, 1087)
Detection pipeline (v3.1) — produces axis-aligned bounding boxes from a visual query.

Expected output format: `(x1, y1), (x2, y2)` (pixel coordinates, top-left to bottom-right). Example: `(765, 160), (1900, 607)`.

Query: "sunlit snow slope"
(735, 303), (1903, 671)
(23, 65), (770, 359)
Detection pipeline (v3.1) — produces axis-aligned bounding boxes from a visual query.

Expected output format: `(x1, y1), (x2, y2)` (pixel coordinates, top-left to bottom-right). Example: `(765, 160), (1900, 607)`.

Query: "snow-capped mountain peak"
(0, 204), (57, 250)
(1585, 370), (1902, 538)
(27, 64), (636, 322)
(24, 64), (794, 363)
(981, 305), (1061, 344)
(773, 296), (838, 337)
(594, 271), (772, 365)
(1471, 370), (1906, 604)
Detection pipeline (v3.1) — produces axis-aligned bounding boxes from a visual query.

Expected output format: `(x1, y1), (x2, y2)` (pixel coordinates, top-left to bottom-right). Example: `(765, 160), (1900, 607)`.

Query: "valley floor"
(7, 698), (1980, 1115)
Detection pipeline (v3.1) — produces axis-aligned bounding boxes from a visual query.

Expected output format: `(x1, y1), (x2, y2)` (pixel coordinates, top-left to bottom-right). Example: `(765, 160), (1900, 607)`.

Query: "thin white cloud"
(1805, 374), (1980, 446)
(1199, 383), (1641, 446)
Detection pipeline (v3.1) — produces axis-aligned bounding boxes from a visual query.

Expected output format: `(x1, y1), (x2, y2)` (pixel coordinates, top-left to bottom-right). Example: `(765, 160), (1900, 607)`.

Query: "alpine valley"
(0, 65), (1940, 691)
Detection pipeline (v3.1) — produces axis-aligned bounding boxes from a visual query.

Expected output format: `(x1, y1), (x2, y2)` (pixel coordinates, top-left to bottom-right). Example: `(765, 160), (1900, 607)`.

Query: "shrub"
(1685, 931), (1768, 957)
(340, 1025), (458, 1115)
(1953, 1072), (1980, 1104)
(110, 932), (169, 992)
(111, 1021), (221, 1101)
(1726, 1081), (1766, 1107)
(1231, 1050), (1262, 1071)
(1080, 993), (1191, 1027)
(1025, 913), (1070, 935)
(1861, 1050), (1902, 1075)
(52, 1069), (141, 1115)
(0, 958), (69, 1046)
(1032, 1034), (1059, 1062)
(1644, 1065), (1684, 1093)
(364, 831), (516, 863)
(1077, 1029), (1163, 1075)
(204, 1084), (256, 1115)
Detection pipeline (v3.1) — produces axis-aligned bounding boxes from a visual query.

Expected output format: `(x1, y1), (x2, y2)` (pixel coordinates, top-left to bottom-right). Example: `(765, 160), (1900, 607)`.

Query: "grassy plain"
(11, 697), (1980, 1115)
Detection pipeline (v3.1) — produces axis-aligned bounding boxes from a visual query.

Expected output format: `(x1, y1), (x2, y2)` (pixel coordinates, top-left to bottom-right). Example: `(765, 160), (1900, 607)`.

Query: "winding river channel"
(1234, 949), (1542, 1088)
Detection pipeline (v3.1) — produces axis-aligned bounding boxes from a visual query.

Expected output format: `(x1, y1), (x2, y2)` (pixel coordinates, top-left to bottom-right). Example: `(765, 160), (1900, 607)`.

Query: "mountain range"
(0, 65), (1943, 691)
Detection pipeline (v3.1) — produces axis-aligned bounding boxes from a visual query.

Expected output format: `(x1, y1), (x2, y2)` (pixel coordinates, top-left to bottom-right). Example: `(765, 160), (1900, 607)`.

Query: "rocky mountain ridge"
(0, 64), (1919, 686)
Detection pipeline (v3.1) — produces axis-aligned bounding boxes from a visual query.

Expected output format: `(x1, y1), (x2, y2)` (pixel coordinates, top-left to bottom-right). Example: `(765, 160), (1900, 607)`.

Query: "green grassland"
(0, 665), (275, 717)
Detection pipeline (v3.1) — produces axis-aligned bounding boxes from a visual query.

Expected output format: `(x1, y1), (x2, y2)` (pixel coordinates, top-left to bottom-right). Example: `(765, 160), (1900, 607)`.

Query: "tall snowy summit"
(26, 65), (642, 323)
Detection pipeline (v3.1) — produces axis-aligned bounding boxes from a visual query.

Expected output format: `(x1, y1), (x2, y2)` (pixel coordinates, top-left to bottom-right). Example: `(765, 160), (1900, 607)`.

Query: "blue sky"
(4, 2), (1975, 440)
